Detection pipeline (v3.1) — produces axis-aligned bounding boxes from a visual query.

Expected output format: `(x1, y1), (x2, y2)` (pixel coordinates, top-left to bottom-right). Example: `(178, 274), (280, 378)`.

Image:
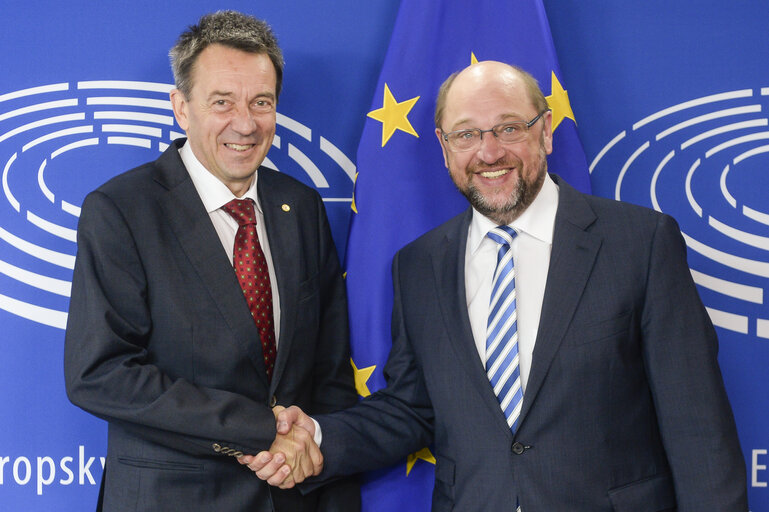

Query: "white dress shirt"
(179, 142), (281, 345)
(464, 176), (559, 392)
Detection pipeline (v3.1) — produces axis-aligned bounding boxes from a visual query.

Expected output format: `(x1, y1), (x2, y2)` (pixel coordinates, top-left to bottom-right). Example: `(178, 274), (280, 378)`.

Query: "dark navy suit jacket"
(65, 139), (360, 512)
(317, 174), (747, 511)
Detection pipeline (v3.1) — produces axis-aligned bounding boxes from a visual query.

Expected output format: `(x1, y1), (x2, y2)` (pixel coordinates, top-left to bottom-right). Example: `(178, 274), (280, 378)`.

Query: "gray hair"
(169, 10), (284, 100)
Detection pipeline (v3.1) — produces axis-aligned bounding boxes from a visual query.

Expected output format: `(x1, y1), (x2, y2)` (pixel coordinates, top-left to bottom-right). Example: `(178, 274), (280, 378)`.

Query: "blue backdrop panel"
(0, 1), (767, 510)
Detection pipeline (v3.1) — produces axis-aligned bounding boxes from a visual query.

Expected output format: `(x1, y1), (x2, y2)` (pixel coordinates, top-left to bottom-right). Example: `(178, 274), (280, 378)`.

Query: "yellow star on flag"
(545, 71), (576, 132)
(471, 52), (479, 65)
(350, 358), (375, 398)
(367, 83), (419, 147)
(351, 172), (358, 214)
(406, 446), (436, 475)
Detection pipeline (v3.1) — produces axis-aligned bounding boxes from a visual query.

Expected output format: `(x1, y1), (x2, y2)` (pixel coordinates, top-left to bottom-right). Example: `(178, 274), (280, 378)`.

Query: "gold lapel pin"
(281, 204), (290, 212)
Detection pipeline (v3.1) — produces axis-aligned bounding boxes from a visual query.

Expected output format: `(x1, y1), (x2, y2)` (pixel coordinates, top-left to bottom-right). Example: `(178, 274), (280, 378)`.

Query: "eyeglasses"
(440, 109), (550, 152)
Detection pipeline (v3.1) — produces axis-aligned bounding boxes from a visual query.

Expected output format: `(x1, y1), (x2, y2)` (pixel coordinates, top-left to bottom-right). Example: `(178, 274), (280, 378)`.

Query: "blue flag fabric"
(344, 1), (591, 509)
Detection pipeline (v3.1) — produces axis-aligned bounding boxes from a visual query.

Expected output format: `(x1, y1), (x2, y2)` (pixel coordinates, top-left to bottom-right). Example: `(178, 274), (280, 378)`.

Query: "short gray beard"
(462, 150), (547, 225)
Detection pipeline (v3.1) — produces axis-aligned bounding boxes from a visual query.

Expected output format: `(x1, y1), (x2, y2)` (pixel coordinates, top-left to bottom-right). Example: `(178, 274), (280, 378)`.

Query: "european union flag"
(344, 1), (591, 509)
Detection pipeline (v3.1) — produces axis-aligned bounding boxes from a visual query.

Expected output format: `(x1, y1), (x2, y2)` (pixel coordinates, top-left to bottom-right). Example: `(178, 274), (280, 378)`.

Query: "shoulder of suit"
(565, 188), (678, 246)
(80, 142), (186, 218)
(256, 164), (321, 202)
(87, 160), (160, 207)
(580, 190), (668, 224)
(551, 172), (660, 220)
(95, 138), (182, 193)
(550, 174), (665, 225)
(397, 208), (470, 257)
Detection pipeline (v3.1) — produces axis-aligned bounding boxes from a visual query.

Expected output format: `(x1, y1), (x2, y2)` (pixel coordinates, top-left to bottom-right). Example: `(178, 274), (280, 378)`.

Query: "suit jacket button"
(512, 442), (525, 455)
(269, 395), (277, 408)
(212, 443), (222, 453)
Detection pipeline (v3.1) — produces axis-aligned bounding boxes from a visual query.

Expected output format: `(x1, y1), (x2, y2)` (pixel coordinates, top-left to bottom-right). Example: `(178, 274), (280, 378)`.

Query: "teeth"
(480, 169), (509, 178)
(225, 143), (252, 151)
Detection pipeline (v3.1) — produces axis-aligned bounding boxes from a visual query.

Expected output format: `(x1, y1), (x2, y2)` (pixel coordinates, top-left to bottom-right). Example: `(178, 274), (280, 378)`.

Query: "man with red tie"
(64, 10), (359, 512)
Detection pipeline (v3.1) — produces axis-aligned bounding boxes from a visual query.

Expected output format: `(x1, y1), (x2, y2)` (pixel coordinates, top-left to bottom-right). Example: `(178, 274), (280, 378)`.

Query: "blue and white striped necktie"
(486, 225), (523, 434)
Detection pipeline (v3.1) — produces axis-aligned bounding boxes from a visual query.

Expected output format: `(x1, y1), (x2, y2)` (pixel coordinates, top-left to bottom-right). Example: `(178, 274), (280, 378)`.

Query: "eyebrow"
(254, 92), (276, 101)
(448, 113), (528, 131)
(207, 91), (234, 100)
(206, 90), (276, 102)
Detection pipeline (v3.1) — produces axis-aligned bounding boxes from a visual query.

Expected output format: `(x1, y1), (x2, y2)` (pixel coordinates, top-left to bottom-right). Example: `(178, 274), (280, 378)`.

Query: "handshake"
(238, 406), (319, 489)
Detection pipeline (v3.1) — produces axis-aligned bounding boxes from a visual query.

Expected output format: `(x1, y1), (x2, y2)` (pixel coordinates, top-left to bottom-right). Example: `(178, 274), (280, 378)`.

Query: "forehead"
(443, 69), (535, 128)
(191, 44), (276, 94)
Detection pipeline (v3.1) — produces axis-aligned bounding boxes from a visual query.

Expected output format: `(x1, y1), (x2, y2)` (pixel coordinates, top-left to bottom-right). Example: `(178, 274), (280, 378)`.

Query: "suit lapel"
(431, 210), (519, 437)
(256, 168), (300, 390)
(517, 176), (600, 427)
(154, 142), (269, 387)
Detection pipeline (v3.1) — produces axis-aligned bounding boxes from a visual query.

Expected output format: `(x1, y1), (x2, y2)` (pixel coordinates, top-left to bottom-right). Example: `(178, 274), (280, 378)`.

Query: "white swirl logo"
(590, 88), (769, 340)
(0, 81), (354, 329)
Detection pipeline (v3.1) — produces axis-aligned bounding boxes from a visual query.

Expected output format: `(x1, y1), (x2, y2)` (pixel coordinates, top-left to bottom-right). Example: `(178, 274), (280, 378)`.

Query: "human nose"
(230, 105), (258, 135)
(476, 129), (505, 163)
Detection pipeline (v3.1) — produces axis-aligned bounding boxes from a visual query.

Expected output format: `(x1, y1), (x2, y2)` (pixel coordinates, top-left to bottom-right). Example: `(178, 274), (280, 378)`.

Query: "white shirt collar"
(468, 173), (559, 253)
(179, 141), (261, 214)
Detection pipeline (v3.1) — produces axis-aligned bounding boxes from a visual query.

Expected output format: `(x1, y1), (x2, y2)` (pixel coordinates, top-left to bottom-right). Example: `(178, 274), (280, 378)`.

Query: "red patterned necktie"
(222, 199), (277, 380)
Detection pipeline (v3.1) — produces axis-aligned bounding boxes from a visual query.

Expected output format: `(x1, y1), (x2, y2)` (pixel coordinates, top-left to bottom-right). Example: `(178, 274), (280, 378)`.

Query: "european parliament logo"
(590, 87), (769, 341)
(0, 81), (354, 330)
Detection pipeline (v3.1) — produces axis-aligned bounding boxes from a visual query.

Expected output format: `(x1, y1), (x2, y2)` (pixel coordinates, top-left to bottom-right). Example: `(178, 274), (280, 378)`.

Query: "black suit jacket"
(64, 139), (360, 511)
(317, 174), (747, 511)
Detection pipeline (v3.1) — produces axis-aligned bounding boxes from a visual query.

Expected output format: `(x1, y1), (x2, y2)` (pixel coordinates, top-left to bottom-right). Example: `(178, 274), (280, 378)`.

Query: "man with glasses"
(245, 61), (748, 511)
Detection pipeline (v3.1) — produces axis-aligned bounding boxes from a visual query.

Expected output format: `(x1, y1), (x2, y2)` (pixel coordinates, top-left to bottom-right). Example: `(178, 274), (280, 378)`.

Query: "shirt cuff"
(312, 417), (322, 446)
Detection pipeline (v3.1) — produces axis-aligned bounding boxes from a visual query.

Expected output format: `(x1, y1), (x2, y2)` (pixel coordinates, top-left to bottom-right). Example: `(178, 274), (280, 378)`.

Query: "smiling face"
(435, 62), (553, 225)
(170, 44), (277, 197)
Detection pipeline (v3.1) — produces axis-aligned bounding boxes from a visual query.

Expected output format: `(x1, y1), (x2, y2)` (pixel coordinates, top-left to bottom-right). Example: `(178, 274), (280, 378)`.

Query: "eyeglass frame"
(440, 109), (551, 152)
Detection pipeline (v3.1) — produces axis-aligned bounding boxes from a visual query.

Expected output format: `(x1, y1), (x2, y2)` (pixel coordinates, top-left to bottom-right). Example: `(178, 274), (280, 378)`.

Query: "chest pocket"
(569, 310), (632, 346)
